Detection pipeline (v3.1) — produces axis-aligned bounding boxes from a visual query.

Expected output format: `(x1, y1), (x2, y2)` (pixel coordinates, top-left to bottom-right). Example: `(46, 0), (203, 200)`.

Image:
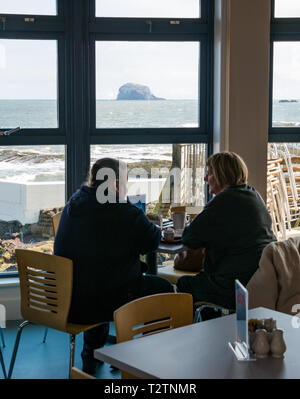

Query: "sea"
(0, 99), (299, 183)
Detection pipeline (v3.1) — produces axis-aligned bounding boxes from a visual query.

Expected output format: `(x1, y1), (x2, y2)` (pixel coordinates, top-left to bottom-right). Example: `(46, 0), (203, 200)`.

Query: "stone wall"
(31, 207), (64, 238)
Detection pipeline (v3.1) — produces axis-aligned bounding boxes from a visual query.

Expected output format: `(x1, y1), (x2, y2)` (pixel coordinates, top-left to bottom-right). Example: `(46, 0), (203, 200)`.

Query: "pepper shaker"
(252, 329), (270, 358)
(270, 329), (286, 358)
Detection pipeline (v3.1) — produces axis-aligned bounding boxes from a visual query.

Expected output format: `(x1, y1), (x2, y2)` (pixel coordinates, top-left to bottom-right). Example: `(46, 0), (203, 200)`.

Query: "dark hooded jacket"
(54, 185), (160, 323)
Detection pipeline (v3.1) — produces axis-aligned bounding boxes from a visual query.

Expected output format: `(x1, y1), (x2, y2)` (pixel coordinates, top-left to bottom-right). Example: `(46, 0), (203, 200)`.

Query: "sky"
(0, 0), (300, 100)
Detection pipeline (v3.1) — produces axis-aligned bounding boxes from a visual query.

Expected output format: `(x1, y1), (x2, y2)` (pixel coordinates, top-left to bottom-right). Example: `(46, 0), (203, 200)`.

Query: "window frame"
(269, 0), (300, 142)
(0, 0), (213, 278)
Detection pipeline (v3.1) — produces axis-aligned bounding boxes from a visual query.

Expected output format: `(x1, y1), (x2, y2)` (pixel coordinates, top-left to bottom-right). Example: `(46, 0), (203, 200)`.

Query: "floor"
(0, 320), (121, 379)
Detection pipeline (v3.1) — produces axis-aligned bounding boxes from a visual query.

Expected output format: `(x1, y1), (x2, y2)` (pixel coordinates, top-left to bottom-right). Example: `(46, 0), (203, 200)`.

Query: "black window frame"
(0, 0), (213, 278)
(269, 0), (300, 142)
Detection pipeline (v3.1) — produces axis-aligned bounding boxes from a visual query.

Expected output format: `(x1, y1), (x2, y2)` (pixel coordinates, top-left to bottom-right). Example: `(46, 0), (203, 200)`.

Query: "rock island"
(117, 82), (165, 101)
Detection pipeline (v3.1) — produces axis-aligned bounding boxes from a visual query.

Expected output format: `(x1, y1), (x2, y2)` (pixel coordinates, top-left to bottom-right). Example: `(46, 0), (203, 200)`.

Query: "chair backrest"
(70, 367), (95, 379)
(16, 249), (73, 332)
(114, 292), (193, 344)
(171, 205), (202, 219)
(52, 211), (62, 236)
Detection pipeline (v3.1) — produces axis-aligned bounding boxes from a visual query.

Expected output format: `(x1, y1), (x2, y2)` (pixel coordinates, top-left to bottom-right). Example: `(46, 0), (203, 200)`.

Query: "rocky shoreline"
(0, 236), (54, 273)
(0, 156), (175, 273)
(0, 201), (164, 273)
(0, 207), (63, 273)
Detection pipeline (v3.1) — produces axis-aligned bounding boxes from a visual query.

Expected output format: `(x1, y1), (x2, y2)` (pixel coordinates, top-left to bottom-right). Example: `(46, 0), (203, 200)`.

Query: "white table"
(94, 307), (300, 379)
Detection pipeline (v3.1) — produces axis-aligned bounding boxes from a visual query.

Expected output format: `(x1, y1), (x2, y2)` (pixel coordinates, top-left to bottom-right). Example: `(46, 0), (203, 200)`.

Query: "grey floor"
(0, 320), (120, 379)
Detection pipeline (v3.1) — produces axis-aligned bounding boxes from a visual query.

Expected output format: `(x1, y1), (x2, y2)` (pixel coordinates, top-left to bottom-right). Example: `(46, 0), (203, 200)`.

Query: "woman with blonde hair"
(176, 151), (276, 310)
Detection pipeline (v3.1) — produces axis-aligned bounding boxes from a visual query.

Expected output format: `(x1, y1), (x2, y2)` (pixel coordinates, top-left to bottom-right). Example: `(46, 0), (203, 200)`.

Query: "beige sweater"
(247, 236), (300, 315)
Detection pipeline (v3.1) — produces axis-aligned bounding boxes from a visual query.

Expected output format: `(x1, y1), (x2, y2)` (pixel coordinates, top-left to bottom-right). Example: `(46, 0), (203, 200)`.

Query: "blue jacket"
(54, 185), (161, 323)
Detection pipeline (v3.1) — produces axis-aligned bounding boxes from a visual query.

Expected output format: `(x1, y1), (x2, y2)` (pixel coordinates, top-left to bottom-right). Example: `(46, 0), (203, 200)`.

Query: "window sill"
(0, 277), (20, 288)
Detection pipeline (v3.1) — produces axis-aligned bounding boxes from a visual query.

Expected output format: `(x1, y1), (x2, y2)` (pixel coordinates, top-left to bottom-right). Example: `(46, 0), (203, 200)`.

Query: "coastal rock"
(31, 206), (64, 237)
(117, 83), (165, 101)
(0, 220), (22, 239)
(278, 99), (298, 103)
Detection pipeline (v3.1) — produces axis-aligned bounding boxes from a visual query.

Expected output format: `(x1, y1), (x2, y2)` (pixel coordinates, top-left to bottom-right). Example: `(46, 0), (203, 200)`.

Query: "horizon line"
(0, 98), (198, 101)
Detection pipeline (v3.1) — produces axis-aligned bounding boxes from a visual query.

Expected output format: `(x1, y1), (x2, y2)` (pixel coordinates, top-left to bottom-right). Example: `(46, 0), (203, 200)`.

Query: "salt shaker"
(270, 329), (286, 358)
(252, 329), (270, 358)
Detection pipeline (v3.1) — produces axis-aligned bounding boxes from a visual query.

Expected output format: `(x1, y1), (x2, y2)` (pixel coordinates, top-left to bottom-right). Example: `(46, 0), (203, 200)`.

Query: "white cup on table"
(172, 211), (186, 230)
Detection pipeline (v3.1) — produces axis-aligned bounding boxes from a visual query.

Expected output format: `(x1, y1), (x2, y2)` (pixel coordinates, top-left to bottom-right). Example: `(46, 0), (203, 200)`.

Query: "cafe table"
(146, 240), (184, 275)
(94, 307), (300, 379)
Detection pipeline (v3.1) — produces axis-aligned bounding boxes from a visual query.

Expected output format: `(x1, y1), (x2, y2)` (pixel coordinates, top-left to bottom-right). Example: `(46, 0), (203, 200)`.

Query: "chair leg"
(0, 347), (7, 379)
(194, 307), (203, 323)
(0, 328), (5, 348)
(69, 334), (76, 379)
(7, 320), (31, 379)
(42, 327), (49, 343)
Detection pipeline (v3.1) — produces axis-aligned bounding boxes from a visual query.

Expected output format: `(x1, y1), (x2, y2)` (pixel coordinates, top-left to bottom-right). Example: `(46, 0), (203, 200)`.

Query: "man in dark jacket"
(54, 158), (173, 374)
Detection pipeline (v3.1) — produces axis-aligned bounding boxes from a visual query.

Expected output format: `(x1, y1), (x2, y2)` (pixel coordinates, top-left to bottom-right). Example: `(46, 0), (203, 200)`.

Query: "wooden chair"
(0, 346), (6, 379)
(52, 211), (62, 236)
(0, 306), (6, 378)
(40, 210), (63, 343)
(281, 155), (300, 226)
(193, 301), (235, 323)
(0, 327), (5, 348)
(170, 205), (202, 222)
(8, 249), (103, 379)
(268, 144), (300, 232)
(113, 292), (193, 379)
(70, 367), (96, 380)
(267, 158), (290, 240)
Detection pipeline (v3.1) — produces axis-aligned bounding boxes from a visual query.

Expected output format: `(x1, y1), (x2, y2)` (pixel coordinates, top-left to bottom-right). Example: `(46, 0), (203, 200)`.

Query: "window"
(91, 143), (206, 267)
(268, 1), (300, 239)
(274, 0), (300, 18)
(96, 41), (200, 129)
(0, 0), (56, 15)
(0, 39), (58, 128)
(0, 145), (65, 275)
(272, 42), (300, 128)
(0, 0), (213, 276)
(96, 0), (200, 18)
(270, 0), (300, 141)
(91, 143), (207, 208)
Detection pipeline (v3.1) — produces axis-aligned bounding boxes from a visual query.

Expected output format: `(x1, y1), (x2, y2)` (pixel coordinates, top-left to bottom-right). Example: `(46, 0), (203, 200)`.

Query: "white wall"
(0, 178), (166, 225)
(0, 181), (65, 225)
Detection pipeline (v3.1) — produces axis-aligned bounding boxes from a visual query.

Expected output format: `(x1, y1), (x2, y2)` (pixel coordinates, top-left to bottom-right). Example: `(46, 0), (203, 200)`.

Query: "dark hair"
(87, 158), (126, 188)
(206, 151), (248, 188)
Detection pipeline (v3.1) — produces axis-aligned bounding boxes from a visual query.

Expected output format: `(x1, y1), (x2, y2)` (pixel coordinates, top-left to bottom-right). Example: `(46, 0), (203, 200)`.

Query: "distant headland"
(278, 99), (298, 103)
(116, 83), (165, 101)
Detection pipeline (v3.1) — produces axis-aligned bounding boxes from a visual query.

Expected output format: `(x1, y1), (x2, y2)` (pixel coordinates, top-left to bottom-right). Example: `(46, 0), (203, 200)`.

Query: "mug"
(172, 211), (186, 230)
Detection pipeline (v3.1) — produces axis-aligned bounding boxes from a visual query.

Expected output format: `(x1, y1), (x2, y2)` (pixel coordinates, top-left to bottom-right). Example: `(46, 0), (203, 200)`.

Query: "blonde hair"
(206, 152), (248, 188)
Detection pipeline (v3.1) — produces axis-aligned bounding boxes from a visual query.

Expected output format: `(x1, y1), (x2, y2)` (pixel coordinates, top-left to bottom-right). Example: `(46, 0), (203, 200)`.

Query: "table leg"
(146, 251), (157, 275)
